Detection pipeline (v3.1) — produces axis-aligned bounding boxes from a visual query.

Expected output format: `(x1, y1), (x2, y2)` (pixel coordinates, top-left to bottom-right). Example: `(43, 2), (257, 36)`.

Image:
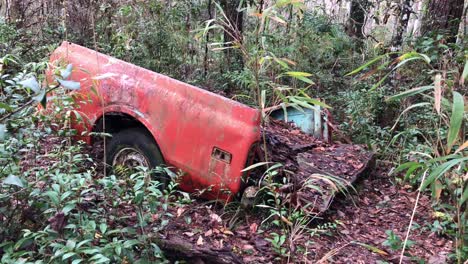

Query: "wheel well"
(92, 112), (152, 141)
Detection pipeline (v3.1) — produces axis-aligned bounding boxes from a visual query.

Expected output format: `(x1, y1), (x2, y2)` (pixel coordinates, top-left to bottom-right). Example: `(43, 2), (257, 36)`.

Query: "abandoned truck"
(48, 42), (261, 201)
(47, 42), (372, 205)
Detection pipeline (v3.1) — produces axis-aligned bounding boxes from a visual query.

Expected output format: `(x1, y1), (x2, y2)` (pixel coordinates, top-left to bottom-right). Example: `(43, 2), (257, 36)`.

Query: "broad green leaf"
(370, 72), (392, 91)
(352, 242), (388, 256)
(62, 252), (76, 261)
(461, 59), (468, 84)
(32, 89), (46, 104)
(405, 164), (424, 181)
(100, 223), (107, 234)
(461, 187), (468, 206)
(289, 102), (305, 113)
(294, 75), (314, 84)
(76, 239), (92, 249)
(421, 157), (468, 191)
(269, 16), (286, 25)
(297, 90), (332, 108)
(446, 91), (464, 152)
(393, 162), (423, 175)
(303, 97), (331, 109)
(394, 57), (423, 70)
(66, 239), (76, 249)
(71, 259), (82, 264)
(0, 124), (5, 141)
(242, 161), (272, 172)
(0, 102), (12, 111)
(63, 203), (76, 214)
(276, 0), (299, 7)
(58, 79), (80, 90)
(2, 175), (24, 188)
(289, 96), (315, 110)
(273, 57), (289, 69)
(427, 154), (461, 164)
(60, 64), (73, 79)
(123, 239), (140, 248)
(19, 77), (40, 93)
(395, 52), (430, 66)
(386, 86), (433, 102)
(418, 53), (431, 64)
(434, 74), (441, 114)
(44, 191), (60, 205)
(81, 249), (100, 255)
(285, 71), (312, 77)
(346, 53), (396, 76)
(285, 71), (314, 84)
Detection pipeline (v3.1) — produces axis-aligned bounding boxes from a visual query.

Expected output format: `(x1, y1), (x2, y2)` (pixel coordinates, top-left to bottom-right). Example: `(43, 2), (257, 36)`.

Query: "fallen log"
(154, 235), (243, 264)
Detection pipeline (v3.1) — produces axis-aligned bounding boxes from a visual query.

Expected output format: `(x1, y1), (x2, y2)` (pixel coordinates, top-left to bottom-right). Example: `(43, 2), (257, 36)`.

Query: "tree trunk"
(347, 0), (369, 38)
(219, 0), (244, 75)
(421, 0), (465, 43)
(203, 0), (212, 77)
(391, 0), (413, 50)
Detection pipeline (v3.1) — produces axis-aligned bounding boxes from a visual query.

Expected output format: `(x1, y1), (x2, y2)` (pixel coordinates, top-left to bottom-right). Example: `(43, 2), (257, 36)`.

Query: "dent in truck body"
(48, 42), (261, 200)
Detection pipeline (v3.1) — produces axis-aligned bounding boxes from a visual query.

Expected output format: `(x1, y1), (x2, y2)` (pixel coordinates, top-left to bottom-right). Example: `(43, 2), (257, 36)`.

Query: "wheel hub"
(112, 147), (150, 170)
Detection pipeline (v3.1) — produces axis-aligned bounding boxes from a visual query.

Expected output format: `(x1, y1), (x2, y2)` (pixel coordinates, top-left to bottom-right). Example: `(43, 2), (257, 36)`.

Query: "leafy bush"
(0, 56), (192, 263)
(350, 48), (467, 262)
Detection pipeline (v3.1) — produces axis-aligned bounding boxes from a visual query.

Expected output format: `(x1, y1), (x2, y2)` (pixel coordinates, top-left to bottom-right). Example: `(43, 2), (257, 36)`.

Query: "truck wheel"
(106, 128), (166, 183)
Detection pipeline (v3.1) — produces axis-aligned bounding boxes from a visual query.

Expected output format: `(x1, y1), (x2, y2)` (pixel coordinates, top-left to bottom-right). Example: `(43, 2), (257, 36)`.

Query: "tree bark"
(155, 235), (243, 264)
(421, 0), (465, 43)
(347, 0), (369, 38)
(391, 0), (413, 50)
(219, 0), (244, 71)
(203, 0), (212, 77)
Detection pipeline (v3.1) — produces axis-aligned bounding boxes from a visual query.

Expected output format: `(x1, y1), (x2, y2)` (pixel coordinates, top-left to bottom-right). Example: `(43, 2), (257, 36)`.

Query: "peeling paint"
(48, 41), (261, 201)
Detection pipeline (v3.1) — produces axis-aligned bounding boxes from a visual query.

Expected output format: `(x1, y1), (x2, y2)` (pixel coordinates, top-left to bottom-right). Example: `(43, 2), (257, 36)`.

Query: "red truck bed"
(48, 42), (261, 200)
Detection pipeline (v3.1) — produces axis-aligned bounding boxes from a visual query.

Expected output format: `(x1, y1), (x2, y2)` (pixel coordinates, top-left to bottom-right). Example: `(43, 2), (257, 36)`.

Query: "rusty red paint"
(48, 42), (261, 200)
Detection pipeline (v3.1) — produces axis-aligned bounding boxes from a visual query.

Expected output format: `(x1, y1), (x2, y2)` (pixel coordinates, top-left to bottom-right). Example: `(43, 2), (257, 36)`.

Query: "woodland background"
(0, 0), (467, 263)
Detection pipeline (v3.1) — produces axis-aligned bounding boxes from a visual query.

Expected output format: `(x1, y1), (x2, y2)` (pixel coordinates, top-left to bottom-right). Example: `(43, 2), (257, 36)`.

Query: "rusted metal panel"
(48, 42), (261, 200)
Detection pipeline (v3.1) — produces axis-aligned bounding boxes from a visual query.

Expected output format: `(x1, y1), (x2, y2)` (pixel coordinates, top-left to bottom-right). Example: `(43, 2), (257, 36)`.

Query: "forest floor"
(156, 164), (452, 263)
(29, 134), (452, 264)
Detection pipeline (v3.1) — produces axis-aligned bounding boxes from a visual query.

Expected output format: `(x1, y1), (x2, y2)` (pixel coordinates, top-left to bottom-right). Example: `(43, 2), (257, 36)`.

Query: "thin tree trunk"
(220, 0), (244, 69)
(220, 0), (244, 94)
(391, 0), (413, 51)
(203, 0), (212, 78)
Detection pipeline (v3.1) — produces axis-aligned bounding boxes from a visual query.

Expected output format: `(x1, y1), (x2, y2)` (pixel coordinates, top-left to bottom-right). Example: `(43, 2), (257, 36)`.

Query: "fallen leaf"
(242, 244), (254, 251)
(183, 232), (194, 237)
(177, 207), (185, 217)
(196, 235), (204, 246)
(210, 213), (222, 223)
(249, 223), (258, 233)
(205, 229), (213, 237)
(220, 227), (234, 236)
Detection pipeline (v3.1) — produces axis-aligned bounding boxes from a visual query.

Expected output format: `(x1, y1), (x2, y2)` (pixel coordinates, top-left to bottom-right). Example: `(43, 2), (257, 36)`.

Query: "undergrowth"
(0, 58), (192, 263)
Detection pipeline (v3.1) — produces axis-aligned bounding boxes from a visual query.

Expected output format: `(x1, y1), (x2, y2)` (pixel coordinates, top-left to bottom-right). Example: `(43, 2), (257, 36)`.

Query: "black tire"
(106, 128), (166, 184)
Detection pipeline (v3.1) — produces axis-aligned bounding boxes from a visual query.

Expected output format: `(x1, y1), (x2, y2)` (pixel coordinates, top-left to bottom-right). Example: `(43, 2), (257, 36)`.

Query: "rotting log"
(154, 235), (243, 264)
